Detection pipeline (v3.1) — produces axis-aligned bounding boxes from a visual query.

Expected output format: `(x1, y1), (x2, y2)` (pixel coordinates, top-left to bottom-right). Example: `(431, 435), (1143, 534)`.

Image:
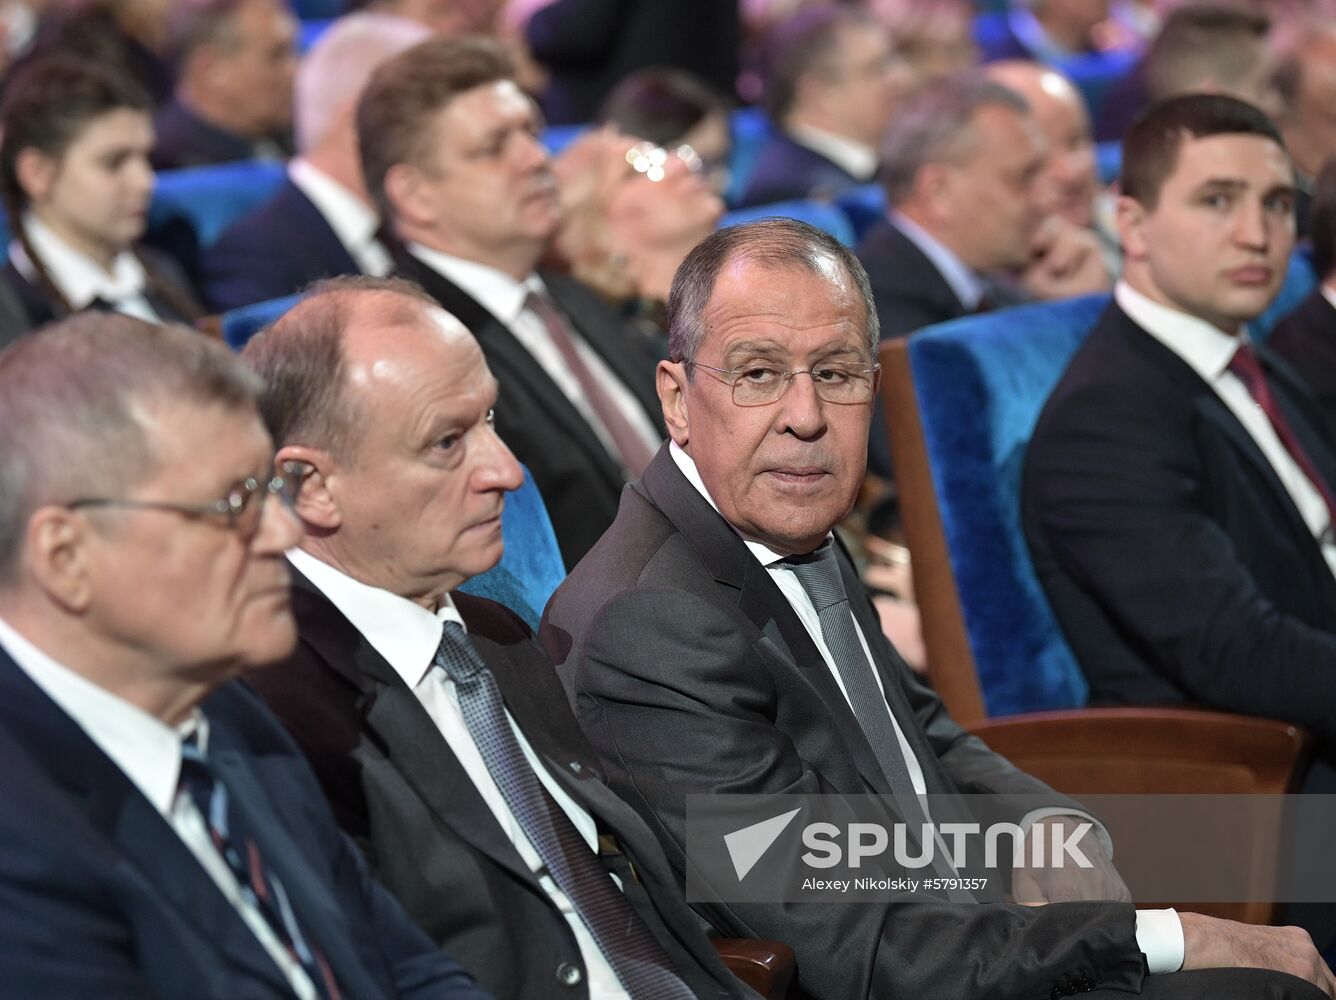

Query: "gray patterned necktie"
(434, 621), (697, 1000)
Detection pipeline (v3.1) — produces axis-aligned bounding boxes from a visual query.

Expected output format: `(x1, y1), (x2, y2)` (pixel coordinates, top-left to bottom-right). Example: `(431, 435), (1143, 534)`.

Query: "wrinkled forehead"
(700, 258), (871, 360)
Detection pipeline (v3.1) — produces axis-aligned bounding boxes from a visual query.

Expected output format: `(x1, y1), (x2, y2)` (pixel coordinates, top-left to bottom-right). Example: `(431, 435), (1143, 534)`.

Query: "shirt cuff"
(1135, 909), (1185, 974)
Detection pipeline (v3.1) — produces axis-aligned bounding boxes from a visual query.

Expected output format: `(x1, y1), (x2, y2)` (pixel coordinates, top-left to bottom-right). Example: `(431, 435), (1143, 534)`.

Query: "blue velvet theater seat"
(150, 160), (287, 250)
(220, 292), (567, 628)
(835, 183), (887, 242)
(720, 199), (855, 247)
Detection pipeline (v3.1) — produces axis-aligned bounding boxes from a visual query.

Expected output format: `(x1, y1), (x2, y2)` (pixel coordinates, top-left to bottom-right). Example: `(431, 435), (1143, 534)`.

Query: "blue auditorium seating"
(149, 160), (287, 250)
(221, 293), (302, 349)
(834, 184), (887, 242)
(720, 199), (855, 247)
(725, 106), (775, 207)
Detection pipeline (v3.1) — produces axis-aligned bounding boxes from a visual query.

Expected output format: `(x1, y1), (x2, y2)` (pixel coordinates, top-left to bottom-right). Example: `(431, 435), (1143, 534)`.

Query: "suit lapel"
(0, 651), (293, 995)
(289, 572), (546, 891)
(640, 451), (897, 794)
(280, 181), (360, 277)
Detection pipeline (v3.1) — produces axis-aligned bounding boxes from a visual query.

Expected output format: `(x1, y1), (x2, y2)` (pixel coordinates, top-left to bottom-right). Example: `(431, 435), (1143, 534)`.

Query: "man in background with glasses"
(541, 218), (1335, 1000)
(361, 35), (665, 569)
(0, 313), (488, 998)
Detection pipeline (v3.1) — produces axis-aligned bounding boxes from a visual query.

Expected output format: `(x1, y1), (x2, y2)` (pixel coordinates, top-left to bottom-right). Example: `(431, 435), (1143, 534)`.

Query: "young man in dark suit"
(241, 276), (759, 1000)
(0, 313), (487, 1000)
(1025, 94), (1336, 747)
(359, 37), (666, 568)
(541, 217), (1335, 1000)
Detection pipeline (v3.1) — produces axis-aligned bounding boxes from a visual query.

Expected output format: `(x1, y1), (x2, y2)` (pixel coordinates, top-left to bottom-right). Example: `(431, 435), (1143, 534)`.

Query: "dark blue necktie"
(434, 621), (696, 1000)
(179, 737), (343, 1000)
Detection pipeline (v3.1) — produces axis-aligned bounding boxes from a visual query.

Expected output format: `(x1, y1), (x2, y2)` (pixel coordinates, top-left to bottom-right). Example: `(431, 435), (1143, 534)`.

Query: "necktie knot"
(781, 541), (847, 613)
(434, 620), (486, 685)
(1228, 342), (1265, 391)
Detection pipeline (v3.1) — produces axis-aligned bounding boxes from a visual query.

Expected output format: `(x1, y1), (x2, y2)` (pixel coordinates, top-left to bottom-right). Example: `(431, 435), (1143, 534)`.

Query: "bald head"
(987, 61), (1097, 226)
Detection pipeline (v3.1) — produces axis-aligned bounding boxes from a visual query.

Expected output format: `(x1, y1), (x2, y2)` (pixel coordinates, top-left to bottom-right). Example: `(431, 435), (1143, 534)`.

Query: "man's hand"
(1011, 814), (1132, 904)
(1019, 217), (1111, 301)
(1181, 912), (1336, 997)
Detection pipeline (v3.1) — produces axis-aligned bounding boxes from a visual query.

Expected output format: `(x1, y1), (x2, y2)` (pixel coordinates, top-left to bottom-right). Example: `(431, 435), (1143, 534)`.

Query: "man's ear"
(23, 507), (94, 613)
(657, 360), (690, 447)
(912, 162), (954, 228)
(1115, 194), (1149, 260)
(384, 162), (432, 234)
(276, 444), (341, 531)
(14, 148), (56, 205)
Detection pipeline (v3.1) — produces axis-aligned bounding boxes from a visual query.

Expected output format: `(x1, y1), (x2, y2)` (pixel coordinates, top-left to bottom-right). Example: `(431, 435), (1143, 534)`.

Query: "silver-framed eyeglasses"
(689, 360), (881, 406)
(67, 460), (311, 536)
(624, 141), (703, 182)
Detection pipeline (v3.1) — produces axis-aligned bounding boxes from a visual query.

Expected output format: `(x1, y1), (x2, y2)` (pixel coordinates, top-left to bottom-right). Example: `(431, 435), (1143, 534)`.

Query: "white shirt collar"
(890, 210), (987, 311)
(12, 214), (148, 311)
(786, 123), (879, 183)
(288, 158), (381, 257)
(1115, 280), (1244, 383)
(1321, 283), (1336, 315)
(286, 548), (464, 690)
(0, 615), (203, 815)
(668, 441), (830, 567)
(407, 244), (546, 327)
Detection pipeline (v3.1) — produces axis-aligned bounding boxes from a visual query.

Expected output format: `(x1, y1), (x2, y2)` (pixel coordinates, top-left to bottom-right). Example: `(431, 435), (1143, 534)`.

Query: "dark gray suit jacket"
(247, 570), (752, 1000)
(540, 448), (1156, 1000)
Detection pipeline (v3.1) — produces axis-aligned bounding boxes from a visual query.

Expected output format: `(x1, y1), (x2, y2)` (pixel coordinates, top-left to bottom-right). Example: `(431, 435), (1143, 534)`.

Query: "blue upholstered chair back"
(836, 184), (888, 242)
(219, 290), (567, 628)
(908, 294), (1108, 715)
(720, 200), (855, 246)
(458, 467), (567, 629)
(150, 160), (287, 249)
(1253, 248), (1317, 343)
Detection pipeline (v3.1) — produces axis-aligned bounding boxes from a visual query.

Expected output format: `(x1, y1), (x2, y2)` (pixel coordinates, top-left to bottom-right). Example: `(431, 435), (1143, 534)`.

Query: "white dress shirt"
(288, 159), (392, 277)
(286, 548), (631, 999)
(405, 244), (662, 468)
(786, 123), (879, 183)
(890, 210), (988, 312)
(11, 215), (161, 323)
(668, 443), (1185, 973)
(1117, 281), (1336, 579)
(0, 617), (317, 999)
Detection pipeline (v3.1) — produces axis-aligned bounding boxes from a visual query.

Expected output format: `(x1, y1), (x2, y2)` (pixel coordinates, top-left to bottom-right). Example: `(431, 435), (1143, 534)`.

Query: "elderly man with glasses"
(0, 312), (488, 999)
(541, 218), (1336, 1000)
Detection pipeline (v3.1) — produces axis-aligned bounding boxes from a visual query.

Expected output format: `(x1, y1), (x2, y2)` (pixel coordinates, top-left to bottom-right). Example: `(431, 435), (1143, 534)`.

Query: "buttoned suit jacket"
(246, 571), (753, 1000)
(395, 251), (665, 567)
(202, 178), (361, 313)
(0, 648), (487, 1000)
(539, 447), (1159, 1000)
(1269, 288), (1336, 439)
(736, 132), (864, 209)
(1024, 303), (1336, 743)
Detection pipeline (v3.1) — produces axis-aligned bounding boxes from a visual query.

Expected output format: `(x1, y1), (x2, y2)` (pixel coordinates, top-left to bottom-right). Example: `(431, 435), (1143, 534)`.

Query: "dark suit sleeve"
(525, 0), (625, 64)
(201, 224), (299, 313)
(564, 586), (1147, 1000)
(1026, 379), (1336, 741)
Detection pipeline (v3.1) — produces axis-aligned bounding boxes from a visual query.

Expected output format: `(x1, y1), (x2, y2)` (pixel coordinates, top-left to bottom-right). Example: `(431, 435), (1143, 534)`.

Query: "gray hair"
(294, 11), (432, 154)
(880, 73), (1030, 206)
(242, 275), (436, 463)
(666, 218), (879, 370)
(0, 314), (263, 580)
(169, 0), (257, 68)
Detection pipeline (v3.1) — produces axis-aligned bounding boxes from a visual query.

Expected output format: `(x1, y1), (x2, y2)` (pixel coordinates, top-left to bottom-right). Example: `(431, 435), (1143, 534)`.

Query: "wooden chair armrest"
(965, 707), (1310, 794)
(712, 938), (796, 998)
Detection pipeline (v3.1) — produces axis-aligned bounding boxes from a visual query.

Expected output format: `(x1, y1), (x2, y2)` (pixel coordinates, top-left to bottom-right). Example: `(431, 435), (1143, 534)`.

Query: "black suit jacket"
(396, 251), (664, 566)
(1, 245), (202, 336)
(540, 448), (1151, 1000)
(736, 132), (865, 209)
(857, 218), (973, 478)
(247, 572), (751, 1000)
(525, 0), (739, 125)
(202, 178), (362, 312)
(152, 99), (266, 171)
(0, 649), (487, 1000)
(1270, 288), (1336, 438)
(1024, 303), (1336, 742)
